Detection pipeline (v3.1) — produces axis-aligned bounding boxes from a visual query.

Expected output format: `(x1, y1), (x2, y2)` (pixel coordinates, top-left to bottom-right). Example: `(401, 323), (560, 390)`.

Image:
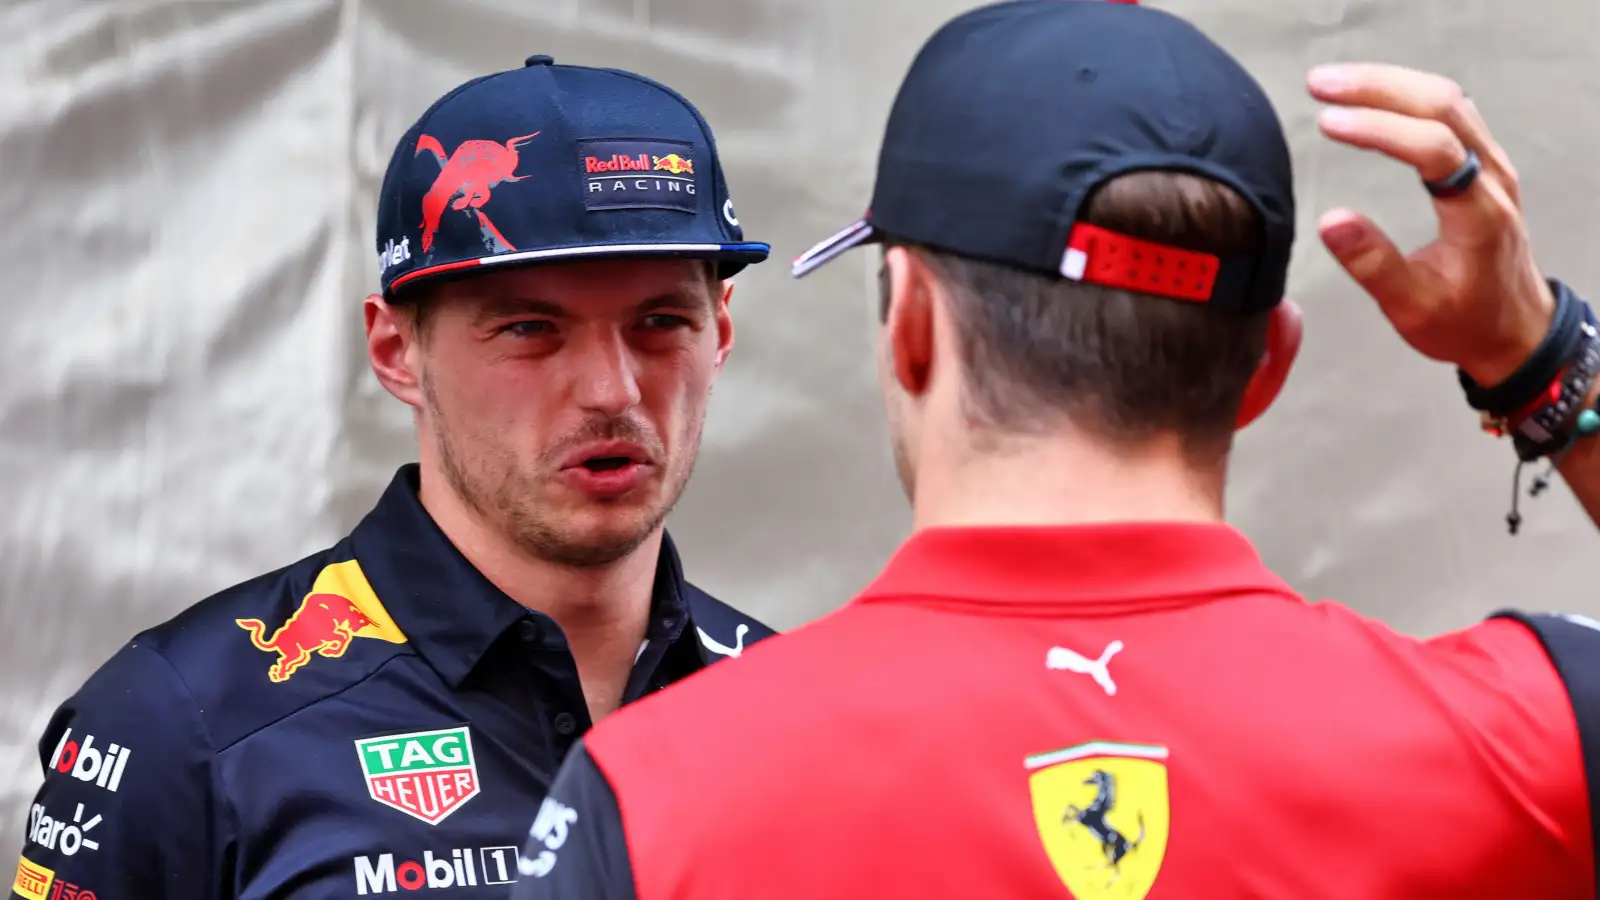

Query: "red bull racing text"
(579, 139), (700, 214)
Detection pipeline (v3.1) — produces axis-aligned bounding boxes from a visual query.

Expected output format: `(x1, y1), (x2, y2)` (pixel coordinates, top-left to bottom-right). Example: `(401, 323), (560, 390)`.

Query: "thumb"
(1318, 208), (1426, 321)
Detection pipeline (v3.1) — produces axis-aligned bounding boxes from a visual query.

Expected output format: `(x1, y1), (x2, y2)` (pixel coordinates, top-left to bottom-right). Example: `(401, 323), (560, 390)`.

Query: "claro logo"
(48, 730), (130, 794)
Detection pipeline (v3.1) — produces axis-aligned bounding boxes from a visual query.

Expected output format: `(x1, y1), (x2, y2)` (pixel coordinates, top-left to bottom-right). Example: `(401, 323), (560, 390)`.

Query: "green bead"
(1579, 408), (1600, 436)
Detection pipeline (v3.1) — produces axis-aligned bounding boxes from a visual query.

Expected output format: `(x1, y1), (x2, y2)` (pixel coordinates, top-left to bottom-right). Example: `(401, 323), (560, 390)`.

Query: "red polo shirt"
(513, 522), (1593, 900)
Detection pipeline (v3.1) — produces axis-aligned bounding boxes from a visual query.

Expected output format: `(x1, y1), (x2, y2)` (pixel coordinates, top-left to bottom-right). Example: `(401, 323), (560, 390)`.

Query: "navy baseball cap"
(791, 0), (1295, 315)
(376, 54), (769, 299)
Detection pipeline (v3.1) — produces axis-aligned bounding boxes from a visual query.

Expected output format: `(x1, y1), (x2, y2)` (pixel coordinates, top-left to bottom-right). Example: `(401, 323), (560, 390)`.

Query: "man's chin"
(511, 494), (668, 565)
(525, 518), (662, 569)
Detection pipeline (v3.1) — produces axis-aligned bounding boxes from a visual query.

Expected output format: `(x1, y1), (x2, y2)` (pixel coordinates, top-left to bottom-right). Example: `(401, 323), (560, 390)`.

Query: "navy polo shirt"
(12, 464), (773, 899)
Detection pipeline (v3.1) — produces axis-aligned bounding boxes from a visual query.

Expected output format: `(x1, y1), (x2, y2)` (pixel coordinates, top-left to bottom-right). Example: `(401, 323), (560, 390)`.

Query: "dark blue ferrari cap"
(376, 54), (769, 299)
(791, 0), (1295, 315)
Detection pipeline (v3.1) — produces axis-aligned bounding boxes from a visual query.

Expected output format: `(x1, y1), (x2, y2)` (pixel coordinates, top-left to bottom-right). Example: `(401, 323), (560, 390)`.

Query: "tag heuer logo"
(355, 726), (480, 825)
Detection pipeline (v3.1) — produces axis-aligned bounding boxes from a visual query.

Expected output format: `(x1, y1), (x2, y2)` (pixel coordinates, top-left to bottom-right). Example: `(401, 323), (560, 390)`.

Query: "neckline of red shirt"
(852, 520), (1302, 616)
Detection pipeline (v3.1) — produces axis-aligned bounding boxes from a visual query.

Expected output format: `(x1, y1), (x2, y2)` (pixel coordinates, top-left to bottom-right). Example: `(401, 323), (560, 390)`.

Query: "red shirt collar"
(854, 521), (1300, 614)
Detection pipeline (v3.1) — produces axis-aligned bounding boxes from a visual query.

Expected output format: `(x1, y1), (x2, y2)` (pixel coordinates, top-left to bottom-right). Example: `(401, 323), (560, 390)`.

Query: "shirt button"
(553, 712), (578, 736)
(519, 621), (542, 644)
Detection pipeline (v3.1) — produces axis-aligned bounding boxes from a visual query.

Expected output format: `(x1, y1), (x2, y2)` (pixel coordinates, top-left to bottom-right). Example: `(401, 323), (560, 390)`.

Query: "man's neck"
(910, 430), (1226, 532)
(415, 467), (659, 724)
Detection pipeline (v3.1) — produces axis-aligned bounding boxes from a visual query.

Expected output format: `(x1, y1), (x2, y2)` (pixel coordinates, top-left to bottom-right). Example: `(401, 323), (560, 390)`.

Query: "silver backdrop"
(4, 0), (1598, 830)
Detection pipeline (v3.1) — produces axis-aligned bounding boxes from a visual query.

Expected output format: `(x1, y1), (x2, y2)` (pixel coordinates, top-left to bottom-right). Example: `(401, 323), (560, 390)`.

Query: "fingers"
(1308, 63), (1465, 122)
(1457, 97), (1520, 205)
(1316, 104), (1509, 243)
(1318, 208), (1431, 326)
(1310, 62), (1522, 243)
(1317, 106), (1465, 182)
(1308, 62), (1517, 196)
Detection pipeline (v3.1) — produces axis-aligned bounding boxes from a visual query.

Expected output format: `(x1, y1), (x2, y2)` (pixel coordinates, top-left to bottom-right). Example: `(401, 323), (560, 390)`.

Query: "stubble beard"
(424, 374), (702, 570)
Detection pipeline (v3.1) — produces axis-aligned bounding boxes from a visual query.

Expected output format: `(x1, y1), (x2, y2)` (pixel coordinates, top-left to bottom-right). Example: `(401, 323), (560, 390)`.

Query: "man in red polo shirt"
(511, 3), (1600, 898)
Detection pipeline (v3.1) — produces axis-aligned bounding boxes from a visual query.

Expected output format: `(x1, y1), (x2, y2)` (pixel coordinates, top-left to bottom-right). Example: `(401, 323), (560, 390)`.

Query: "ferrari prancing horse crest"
(1026, 741), (1170, 900)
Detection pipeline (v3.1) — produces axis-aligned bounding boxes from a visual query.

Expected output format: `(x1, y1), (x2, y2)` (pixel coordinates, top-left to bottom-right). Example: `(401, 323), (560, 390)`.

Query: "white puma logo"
(1046, 640), (1124, 696)
(698, 623), (749, 659)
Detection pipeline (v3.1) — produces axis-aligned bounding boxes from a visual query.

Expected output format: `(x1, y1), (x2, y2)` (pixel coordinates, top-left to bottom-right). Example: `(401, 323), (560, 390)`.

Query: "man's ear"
(713, 279), (735, 370)
(1236, 298), (1303, 430)
(365, 293), (424, 409)
(884, 246), (936, 398)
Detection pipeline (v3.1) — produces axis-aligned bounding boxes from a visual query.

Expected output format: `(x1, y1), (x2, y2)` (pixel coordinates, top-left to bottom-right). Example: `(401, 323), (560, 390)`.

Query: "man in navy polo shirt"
(11, 55), (774, 898)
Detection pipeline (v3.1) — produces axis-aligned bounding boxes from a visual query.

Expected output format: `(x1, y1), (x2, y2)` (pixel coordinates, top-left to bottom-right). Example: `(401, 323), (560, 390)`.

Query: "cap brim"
(388, 241), (771, 297)
(791, 219), (878, 279)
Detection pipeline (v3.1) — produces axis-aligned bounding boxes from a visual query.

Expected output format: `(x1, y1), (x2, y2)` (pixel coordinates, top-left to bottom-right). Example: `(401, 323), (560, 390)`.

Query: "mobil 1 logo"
(355, 725), (480, 825)
(48, 730), (130, 794)
(354, 845), (520, 895)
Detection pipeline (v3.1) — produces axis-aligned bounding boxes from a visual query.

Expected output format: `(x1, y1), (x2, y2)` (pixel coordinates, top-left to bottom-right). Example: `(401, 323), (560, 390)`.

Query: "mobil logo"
(353, 845), (519, 895)
(47, 730), (130, 794)
(355, 725), (480, 825)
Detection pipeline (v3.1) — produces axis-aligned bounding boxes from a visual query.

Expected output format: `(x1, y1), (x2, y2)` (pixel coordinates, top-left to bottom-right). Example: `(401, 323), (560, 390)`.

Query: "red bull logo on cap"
(236, 560), (407, 683)
(653, 154), (694, 175)
(579, 139), (701, 214)
(414, 131), (542, 254)
(581, 152), (695, 176)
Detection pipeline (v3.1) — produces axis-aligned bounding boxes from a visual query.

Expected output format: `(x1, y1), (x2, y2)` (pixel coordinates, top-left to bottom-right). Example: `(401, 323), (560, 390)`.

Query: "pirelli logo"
(13, 854), (54, 900)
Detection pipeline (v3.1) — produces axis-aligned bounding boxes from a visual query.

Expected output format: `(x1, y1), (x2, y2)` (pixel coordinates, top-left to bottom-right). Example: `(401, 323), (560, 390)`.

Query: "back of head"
(904, 170), (1268, 466)
(794, 0), (1296, 469)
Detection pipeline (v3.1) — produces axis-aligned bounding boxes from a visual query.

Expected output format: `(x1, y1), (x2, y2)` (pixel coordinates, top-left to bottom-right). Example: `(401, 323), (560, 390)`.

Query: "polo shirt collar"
(855, 521), (1300, 612)
(350, 464), (693, 687)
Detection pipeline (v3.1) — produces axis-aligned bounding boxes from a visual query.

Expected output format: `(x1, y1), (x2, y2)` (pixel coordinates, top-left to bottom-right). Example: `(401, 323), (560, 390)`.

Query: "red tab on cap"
(1060, 222), (1219, 303)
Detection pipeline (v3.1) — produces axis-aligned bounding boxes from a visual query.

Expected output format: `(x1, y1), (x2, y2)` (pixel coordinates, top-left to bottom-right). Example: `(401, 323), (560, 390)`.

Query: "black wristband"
(1509, 310), (1600, 461)
(1458, 279), (1582, 415)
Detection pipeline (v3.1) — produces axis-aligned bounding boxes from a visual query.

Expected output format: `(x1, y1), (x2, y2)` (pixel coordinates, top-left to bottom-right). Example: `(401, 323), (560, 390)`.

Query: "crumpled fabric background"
(3, 0), (1598, 833)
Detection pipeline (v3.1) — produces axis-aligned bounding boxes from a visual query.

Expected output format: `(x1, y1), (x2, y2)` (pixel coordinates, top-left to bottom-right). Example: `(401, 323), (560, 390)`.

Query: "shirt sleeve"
(11, 641), (225, 900)
(511, 739), (638, 900)
(1489, 609), (1600, 892)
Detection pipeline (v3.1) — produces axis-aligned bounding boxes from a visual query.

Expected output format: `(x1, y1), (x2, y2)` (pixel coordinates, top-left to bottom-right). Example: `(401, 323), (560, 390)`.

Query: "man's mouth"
(562, 440), (653, 473)
(559, 442), (655, 498)
(581, 456), (636, 472)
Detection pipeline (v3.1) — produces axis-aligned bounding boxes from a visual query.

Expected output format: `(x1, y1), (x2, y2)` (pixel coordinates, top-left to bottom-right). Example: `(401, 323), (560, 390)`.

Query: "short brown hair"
(882, 170), (1270, 464)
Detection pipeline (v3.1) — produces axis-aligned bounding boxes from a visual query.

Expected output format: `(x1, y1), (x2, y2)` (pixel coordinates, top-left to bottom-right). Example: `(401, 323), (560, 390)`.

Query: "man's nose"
(571, 330), (642, 416)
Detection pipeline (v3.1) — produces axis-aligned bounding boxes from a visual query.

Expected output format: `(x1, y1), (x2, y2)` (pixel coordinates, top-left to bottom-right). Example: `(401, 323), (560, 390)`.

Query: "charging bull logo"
(415, 131), (542, 253)
(652, 154), (694, 175)
(1026, 741), (1170, 900)
(236, 560), (408, 683)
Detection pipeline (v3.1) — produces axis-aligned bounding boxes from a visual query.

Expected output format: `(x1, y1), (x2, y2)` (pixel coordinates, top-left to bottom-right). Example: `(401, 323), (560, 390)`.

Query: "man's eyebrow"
(637, 288), (712, 315)
(468, 297), (569, 325)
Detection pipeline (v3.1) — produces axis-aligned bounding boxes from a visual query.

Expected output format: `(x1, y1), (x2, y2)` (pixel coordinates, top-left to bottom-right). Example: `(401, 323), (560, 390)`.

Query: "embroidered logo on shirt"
(355, 726), (480, 825)
(236, 560), (408, 683)
(1025, 742), (1170, 900)
(1047, 640), (1124, 696)
(698, 623), (749, 660)
(353, 845), (520, 893)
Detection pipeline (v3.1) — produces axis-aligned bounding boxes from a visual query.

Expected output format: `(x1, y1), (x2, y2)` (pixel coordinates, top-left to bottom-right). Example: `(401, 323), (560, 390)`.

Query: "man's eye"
(641, 314), (691, 330)
(502, 320), (555, 337)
